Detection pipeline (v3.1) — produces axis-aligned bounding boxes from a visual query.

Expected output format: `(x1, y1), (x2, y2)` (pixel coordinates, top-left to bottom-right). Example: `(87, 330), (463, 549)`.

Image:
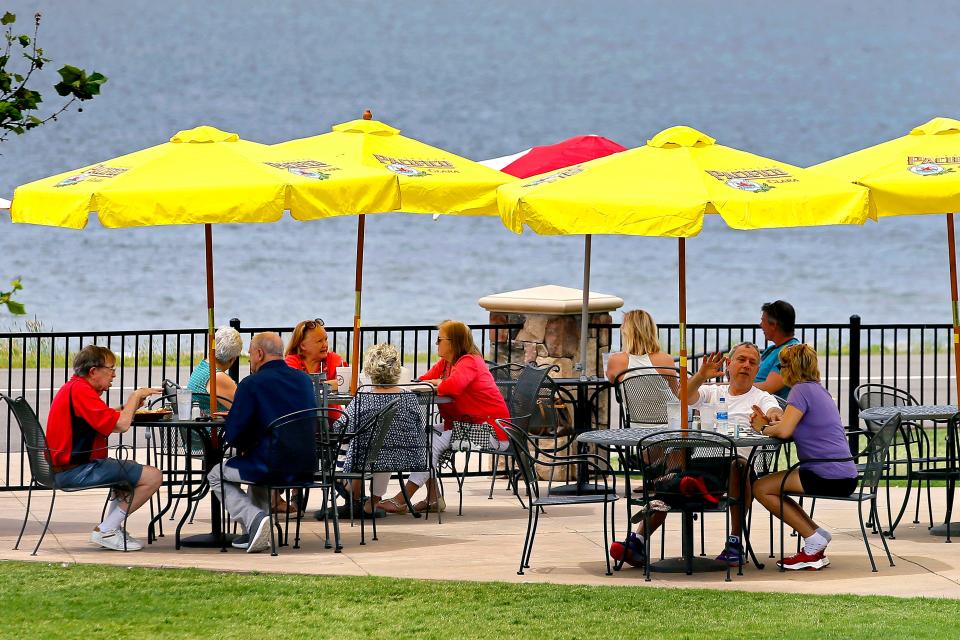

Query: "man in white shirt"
(687, 342), (783, 565)
(610, 342), (783, 570)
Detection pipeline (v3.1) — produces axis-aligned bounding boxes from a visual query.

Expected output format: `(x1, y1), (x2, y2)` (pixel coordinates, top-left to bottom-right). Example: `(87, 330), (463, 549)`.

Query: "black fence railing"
(1, 315), (955, 489)
(0, 321), (523, 490)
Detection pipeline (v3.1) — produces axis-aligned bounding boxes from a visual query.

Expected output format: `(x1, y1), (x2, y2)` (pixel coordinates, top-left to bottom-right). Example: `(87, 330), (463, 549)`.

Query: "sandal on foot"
(413, 496), (446, 513)
(379, 497), (409, 514)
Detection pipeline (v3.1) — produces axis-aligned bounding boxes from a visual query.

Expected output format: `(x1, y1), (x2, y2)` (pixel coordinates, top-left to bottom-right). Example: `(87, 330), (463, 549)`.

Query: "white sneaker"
(90, 528), (142, 551)
(246, 513), (272, 554)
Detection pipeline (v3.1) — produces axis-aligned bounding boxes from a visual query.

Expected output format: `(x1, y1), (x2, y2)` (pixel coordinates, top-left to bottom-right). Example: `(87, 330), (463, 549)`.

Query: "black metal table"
(858, 404), (959, 538)
(578, 427), (780, 574)
(134, 416), (233, 549)
(548, 376), (612, 495)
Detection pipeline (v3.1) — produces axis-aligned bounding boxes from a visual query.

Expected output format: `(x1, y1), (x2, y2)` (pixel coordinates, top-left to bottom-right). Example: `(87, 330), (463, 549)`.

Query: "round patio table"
(858, 404), (959, 538)
(578, 426), (780, 574)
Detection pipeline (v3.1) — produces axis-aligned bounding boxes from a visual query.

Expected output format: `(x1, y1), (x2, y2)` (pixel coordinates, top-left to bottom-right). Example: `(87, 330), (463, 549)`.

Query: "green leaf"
(1, 12), (16, 26)
(17, 34), (29, 47)
(5, 300), (25, 315)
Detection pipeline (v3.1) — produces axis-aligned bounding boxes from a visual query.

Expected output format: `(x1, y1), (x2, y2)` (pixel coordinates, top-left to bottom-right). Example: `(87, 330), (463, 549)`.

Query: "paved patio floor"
(1, 477), (959, 599)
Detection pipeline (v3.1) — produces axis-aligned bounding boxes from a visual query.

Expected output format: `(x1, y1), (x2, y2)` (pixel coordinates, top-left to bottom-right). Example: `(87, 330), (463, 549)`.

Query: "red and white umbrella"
(481, 135), (627, 377)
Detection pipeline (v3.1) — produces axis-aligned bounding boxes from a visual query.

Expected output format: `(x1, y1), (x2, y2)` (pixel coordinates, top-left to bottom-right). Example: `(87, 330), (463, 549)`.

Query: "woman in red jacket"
(381, 319), (509, 514)
(284, 318), (345, 386)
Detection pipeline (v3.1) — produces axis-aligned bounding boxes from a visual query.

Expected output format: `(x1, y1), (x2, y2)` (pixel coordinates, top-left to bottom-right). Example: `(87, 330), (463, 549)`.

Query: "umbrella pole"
(577, 234), (591, 380)
(350, 214), (366, 395)
(948, 214), (960, 402)
(204, 224), (218, 442)
(678, 237), (688, 428)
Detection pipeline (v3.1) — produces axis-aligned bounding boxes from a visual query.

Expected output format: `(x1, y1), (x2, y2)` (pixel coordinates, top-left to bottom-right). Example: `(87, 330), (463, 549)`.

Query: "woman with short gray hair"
(186, 326), (244, 412)
(324, 343), (427, 518)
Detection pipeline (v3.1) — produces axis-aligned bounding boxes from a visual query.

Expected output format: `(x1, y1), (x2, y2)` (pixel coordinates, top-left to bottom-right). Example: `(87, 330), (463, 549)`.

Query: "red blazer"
(284, 352), (344, 380)
(421, 354), (510, 440)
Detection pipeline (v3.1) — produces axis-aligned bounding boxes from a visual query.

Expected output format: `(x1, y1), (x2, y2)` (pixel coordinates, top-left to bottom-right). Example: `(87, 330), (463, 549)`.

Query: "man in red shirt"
(47, 345), (162, 551)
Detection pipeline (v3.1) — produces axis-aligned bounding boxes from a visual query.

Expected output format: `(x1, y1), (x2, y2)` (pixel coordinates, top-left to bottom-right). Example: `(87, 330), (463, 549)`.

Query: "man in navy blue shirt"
(207, 332), (317, 553)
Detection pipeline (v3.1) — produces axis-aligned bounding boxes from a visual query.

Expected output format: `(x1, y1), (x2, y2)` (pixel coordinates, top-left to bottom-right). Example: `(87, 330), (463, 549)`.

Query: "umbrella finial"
(363, 110), (373, 120)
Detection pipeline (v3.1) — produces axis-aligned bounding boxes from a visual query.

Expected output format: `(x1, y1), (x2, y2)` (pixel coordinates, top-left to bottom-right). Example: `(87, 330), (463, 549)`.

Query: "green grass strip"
(0, 560), (956, 639)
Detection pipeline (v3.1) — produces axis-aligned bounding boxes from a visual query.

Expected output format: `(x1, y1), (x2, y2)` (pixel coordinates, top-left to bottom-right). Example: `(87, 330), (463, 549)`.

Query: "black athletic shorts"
(798, 469), (857, 497)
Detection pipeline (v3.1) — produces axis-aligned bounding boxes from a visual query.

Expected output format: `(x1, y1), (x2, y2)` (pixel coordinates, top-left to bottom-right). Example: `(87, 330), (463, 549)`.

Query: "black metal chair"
(631, 430), (739, 582)
(854, 382), (939, 537)
(501, 419), (619, 576)
(479, 363), (557, 507)
(221, 406), (326, 556)
(2, 393), (134, 555)
(614, 366), (681, 427)
(327, 397), (402, 545)
(778, 413), (901, 572)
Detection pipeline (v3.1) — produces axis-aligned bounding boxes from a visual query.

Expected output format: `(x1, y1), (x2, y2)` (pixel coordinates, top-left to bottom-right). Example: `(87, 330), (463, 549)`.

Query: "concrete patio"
(1, 474), (958, 600)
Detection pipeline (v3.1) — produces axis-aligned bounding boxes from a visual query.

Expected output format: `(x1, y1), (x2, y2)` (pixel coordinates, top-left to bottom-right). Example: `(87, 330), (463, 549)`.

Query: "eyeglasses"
(304, 318), (325, 329)
(97, 365), (117, 373)
(435, 337), (450, 345)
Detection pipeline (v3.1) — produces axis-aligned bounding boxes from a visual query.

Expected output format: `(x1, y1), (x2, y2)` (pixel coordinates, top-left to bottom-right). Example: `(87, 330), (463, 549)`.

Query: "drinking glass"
(175, 388), (193, 421)
(667, 400), (681, 428)
(700, 403), (717, 431)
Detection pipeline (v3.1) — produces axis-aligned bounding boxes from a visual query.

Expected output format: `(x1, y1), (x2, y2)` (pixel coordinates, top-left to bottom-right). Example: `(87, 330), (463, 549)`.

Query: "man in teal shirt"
(755, 300), (799, 400)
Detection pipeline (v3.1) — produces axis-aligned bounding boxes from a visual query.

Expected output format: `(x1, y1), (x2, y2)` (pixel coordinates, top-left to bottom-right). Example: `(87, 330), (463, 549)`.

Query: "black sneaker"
(231, 534), (250, 549)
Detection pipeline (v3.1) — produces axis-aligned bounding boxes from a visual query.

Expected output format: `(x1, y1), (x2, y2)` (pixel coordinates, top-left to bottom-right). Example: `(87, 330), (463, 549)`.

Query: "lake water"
(1, 0), (958, 332)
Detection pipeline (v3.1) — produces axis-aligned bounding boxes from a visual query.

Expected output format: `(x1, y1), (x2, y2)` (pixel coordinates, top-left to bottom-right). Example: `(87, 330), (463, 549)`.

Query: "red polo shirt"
(46, 376), (120, 467)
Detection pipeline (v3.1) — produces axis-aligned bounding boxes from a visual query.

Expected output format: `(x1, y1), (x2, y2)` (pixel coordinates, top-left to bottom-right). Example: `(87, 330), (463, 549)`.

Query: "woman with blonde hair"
(381, 320), (508, 514)
(750, 343), (858, 571)
(285, 318), (345, 388)
(605, 309), (677, 388)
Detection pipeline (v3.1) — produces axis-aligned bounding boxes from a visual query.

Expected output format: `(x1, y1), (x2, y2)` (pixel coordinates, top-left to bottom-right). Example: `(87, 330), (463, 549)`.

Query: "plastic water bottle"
(716, 396), (729, 433)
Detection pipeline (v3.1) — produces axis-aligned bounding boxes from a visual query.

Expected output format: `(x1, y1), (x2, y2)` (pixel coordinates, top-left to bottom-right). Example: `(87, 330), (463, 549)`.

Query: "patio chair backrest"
(508, 364), (557, 430)
(615, 366), (680, 427)
(489, 363), (525, 406)
(859, 413), (903, 494)
(502, 420), (541, 498)
(265, 407), (322, 482)
(855, 383), (918, 433)
(635, 430), (736, 510)
(1, 394), (56, 489)
(350, 399), (401, 474)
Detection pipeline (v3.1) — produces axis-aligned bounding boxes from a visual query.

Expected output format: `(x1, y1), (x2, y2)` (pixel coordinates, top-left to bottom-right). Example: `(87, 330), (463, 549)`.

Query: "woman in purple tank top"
(749, 344), (858, 571)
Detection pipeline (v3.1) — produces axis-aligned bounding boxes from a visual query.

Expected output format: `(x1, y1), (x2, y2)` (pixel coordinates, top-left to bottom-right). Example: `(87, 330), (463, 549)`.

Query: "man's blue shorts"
(54, 458), (143, 490)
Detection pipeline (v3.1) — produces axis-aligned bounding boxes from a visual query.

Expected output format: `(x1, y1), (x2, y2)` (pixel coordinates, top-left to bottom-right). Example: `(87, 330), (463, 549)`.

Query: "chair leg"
(858, 500), (878, 572)
(699, 511), (705, 556)
(458, 452), (470, 516)
(14, 483), (35, 551)
(488, 453), (499, 499)
(724, 509), (732, 583)
(368, 480), (378, 542)
(523, 506), (541, 570)
(873, 499), (895, 567)
(517, 500), (535, 575)
(603, 500), (612, 576)
(32, 489), (56, 556)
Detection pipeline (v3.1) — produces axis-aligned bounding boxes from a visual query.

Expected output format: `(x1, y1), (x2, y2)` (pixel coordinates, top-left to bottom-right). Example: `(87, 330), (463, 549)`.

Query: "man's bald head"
(250, 332), (284, 372)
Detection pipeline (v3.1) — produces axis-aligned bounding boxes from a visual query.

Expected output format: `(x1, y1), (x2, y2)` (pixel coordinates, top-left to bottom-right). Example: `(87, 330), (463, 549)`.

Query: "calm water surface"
(1, 0), (958, 331)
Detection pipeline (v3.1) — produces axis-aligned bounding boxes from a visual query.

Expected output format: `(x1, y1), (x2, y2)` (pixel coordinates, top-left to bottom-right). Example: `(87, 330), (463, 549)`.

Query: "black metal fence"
(1, 315), (955, 489)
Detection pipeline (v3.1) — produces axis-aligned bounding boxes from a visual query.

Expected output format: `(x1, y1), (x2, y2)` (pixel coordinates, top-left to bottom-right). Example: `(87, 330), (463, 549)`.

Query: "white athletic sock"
(816, 527), (833, 543)
(99, 504), (128, 533)
(803, 530), (829, 555)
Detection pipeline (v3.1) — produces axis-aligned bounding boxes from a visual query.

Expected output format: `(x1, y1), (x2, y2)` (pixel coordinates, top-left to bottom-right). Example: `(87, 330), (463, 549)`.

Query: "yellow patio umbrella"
(811, 117), (960, 401)
(499, 125), (871, 423)
(11, 125), (400, 411)
(275, 111), (514, 391)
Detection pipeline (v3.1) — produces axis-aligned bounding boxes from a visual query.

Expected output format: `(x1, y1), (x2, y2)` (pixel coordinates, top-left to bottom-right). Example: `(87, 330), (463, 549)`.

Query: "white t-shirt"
(691, 384), (780, 425)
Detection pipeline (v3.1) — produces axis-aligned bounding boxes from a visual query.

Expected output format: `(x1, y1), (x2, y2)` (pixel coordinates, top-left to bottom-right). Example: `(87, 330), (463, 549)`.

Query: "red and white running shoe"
(777, 549), (830, 571)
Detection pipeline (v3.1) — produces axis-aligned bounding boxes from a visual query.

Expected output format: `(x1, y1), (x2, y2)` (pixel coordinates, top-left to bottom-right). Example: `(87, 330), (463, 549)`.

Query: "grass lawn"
(0, 561), (956, 639)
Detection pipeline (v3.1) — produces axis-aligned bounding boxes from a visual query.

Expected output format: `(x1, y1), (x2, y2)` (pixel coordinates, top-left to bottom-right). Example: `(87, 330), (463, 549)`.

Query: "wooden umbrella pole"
(678, 237), (688, 430)
(350, 214), (366, 395)
(204, 224), (218, 444)
(947, 214), (960, 403)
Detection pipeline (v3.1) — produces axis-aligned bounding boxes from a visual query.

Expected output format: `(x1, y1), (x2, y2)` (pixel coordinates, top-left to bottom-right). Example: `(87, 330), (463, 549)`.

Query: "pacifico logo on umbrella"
(522, 165), (585, 188)
(706, 167), (798, 192)
(264, 160), (336, 180)
(907, 156), (958, 176)
(372, 154), (459, 177)
(54, 164), (128, 187)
